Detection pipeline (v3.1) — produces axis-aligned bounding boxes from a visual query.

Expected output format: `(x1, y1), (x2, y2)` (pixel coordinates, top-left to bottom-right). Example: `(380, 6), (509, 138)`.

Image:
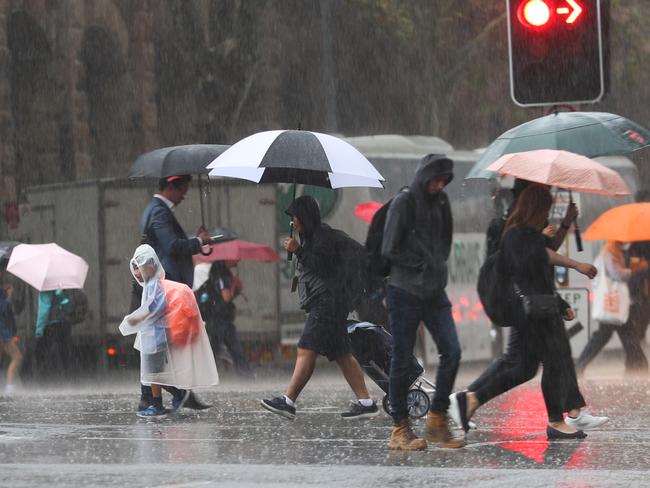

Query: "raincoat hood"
(285, 195), (322, 236)
(130, 244), (165, 287)
(410, 154), (454, 197)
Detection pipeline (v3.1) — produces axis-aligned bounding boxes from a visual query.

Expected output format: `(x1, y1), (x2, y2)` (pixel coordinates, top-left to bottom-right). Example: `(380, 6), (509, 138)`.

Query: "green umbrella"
(466, 112), (650, 179)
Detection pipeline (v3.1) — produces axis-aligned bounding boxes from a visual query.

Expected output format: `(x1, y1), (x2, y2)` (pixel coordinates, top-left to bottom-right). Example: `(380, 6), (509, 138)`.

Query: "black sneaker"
(341, 401), (380, 419)
(184, 391), (211, 410)
(171, 390), (191, 412)
(261, 396), (296, 420)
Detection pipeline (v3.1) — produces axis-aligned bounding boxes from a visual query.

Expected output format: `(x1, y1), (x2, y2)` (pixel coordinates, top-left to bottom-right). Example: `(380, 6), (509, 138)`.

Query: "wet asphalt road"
(1, 362), (649, 487)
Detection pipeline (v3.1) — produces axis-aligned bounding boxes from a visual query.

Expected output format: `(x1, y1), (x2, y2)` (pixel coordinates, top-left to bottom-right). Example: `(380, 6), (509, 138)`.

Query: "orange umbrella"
(486, 149), (630, 196)
(354, 201), (383, 224)
(584, 203), (650, 242)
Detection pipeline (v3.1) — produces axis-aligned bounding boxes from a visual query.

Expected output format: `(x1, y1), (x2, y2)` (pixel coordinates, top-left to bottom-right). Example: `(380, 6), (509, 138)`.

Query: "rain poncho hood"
(119, 245), (218, 388)
(130, 244), (165, 288)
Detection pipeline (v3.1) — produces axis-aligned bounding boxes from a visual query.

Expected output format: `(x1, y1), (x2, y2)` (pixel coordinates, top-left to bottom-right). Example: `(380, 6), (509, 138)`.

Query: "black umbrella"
(0, 241), (20, 270)
(129, 144), (230, 179)
(129, 144), (230, 227)
(208, 227), (239, 244)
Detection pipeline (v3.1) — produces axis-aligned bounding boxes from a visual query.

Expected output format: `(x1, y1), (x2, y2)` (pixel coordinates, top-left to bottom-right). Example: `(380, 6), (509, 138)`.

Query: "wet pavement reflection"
(1, 368), (649, 487)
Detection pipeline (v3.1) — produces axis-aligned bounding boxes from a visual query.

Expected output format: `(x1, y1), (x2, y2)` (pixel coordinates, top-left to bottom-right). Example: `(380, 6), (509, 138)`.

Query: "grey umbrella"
(467, 112), (650, 179)
(129, 144), (230, 179)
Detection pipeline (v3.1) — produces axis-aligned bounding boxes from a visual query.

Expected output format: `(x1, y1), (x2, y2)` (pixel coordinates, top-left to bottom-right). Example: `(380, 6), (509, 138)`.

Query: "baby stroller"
(347, 320), (435, 419)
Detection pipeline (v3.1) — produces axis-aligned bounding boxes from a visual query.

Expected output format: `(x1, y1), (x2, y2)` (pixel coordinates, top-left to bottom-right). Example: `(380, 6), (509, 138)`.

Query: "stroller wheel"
(407, 388), (430, 419)
(382, 394), (390, 415)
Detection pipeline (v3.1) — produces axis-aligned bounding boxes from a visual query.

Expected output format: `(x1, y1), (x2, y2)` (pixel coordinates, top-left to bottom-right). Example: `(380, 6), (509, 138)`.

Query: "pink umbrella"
(486, 149), (631, 196)
(354, 201), (383, 224)
(193, 239), (280, 263)
(6, 243), (88, 291)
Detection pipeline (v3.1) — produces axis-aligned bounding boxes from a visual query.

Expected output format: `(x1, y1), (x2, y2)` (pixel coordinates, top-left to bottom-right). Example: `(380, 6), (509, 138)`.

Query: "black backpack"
(52, 289), (88, 325)
(365, 189), (415, 277)
(476, 250), (513, 327)
(333, 230), (373, 313)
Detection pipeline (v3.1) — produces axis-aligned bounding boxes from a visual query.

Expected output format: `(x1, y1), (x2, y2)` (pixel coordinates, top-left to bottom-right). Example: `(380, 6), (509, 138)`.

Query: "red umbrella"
(193, 239), (280, 263)
(354, 201), (383, 224)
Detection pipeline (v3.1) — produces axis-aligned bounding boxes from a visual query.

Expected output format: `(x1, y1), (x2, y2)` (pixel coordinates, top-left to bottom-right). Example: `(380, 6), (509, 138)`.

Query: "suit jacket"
(140, 197), (201, 287)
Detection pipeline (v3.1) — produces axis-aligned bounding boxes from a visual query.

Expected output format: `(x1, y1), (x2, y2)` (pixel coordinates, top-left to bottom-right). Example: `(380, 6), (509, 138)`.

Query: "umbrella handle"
(569, 191), (583, 252)
(287, 182), (297, 261)
(574, 222), (584, 252)
(287, 221), (294, 261)
(200, 247), (213, 257)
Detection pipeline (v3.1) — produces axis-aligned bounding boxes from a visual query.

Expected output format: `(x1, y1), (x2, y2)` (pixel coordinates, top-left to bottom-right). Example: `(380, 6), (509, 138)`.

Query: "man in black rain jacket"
(261, 195), (379, 420)
(382, 154), (464, 450)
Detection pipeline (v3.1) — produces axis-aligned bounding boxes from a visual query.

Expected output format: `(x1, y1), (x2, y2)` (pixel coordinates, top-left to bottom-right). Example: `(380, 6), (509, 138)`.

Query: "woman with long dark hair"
(451, 184), (607, 439)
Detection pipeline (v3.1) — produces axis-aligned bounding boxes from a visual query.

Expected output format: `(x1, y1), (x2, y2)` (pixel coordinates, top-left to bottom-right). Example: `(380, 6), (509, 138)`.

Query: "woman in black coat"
(452, 184), (607, 439)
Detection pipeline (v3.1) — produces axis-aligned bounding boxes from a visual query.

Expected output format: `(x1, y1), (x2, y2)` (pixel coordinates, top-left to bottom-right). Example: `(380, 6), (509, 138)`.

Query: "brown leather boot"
(425, 411), (465, 448)
(388, 418), (427, 451)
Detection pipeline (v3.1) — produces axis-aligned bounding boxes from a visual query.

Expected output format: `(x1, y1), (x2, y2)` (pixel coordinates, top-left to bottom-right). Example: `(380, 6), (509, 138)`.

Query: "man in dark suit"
(135, 174), (212, 412)
(140, 175), (211, 286)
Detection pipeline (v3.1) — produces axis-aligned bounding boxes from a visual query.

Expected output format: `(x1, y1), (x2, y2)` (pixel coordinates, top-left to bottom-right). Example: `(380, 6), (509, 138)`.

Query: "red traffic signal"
(518, 0), (552, 27)
(517, 0), (584, 28)
(507, 0), (606, 107)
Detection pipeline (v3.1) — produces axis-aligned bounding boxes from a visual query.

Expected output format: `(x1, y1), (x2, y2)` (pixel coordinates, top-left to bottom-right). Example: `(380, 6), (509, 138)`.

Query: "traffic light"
(507, 0), (606, 107)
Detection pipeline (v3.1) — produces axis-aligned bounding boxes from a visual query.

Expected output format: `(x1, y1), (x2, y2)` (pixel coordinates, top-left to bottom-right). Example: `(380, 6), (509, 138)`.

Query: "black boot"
(138, 384), (153, 411)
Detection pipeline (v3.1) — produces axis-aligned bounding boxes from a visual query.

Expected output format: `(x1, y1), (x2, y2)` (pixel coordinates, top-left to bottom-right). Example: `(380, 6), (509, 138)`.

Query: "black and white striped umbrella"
(207, 130), (384, 188)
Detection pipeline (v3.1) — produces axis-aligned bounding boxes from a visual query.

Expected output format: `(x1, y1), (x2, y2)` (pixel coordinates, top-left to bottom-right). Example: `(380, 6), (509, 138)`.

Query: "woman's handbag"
(513, 284), (559, 320)
(592, 252), (630, 326)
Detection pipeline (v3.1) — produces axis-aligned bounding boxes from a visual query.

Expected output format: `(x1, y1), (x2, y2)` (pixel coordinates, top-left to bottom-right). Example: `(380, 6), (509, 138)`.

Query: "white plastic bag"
(592, 251), (630, 326)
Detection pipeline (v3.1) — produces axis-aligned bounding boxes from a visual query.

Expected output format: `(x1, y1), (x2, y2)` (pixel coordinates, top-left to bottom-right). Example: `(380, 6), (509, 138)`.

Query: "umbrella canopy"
(467, 112), (650, 179)
(354, 201), (383, 224)
(207, 130), (385, 188)
(129, 144), (230, 178)
(208, 227), (239, 244)
(584, 203), (650, 242)
(0, 241), (20, 269)
(7, 243), (88, 291)
(193, 240), (280, 263)
(486, 150), (631, 197)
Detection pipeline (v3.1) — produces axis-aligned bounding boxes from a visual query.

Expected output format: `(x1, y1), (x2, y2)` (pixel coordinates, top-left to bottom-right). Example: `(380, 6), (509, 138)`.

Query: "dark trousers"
(386, 286), (461, 422)
(208, 318), (253, 376)
(468, 327), (522, 392)
(633, 301), (650, 342)
(471, 315), (585, 423)
(576, 304), (649, 373)
(35, 321), (71, 377)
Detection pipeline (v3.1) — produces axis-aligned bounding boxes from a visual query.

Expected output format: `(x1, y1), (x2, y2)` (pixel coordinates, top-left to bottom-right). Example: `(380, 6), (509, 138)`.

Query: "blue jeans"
(386, 286), (461, 422)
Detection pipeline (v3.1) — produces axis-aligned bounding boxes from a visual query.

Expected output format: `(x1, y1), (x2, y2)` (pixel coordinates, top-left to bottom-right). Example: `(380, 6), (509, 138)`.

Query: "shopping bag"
(592, 252), (630, 326)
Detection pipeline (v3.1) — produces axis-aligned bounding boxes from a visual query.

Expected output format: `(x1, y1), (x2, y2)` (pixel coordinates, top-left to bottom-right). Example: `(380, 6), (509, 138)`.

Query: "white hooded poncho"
(119, 244), (219, 388)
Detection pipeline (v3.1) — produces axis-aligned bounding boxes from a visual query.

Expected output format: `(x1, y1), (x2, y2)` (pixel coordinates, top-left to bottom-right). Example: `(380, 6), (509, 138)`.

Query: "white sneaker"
(3, 384), (15, 396)
(565, 411), (609, 430)
(448, 392), (477, 430)
(448, 393), (462, 428)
